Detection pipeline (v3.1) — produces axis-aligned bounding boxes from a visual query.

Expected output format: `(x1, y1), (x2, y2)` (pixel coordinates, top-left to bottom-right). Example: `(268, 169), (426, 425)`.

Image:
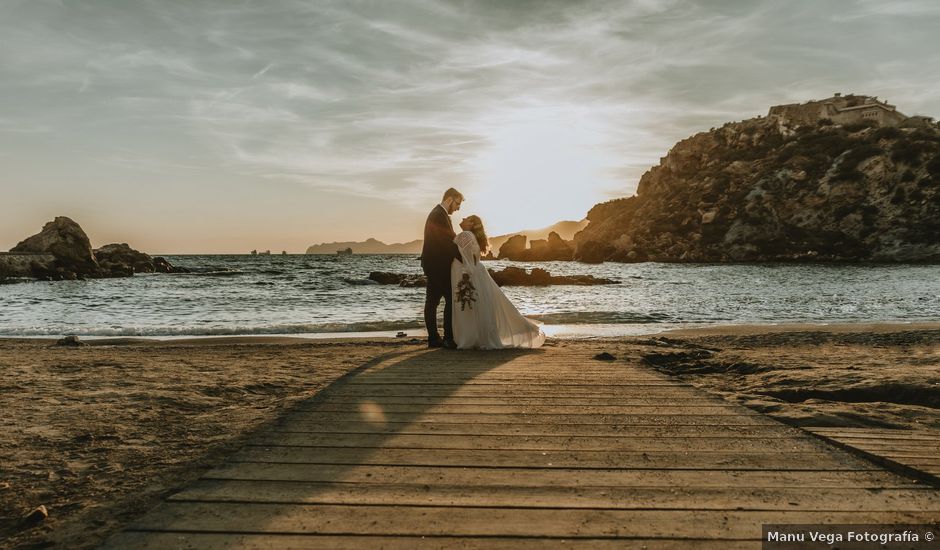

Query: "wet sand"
(1, 323), (938, 548)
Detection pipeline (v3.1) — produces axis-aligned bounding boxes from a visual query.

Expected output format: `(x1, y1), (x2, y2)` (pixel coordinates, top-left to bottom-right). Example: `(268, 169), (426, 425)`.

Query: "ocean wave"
(528, 311), (674, 324)
(0, 320), (426, 337)
(0, 312), (676, 337)
(343, 278), (379, 286)
(184, 269), (245, 277)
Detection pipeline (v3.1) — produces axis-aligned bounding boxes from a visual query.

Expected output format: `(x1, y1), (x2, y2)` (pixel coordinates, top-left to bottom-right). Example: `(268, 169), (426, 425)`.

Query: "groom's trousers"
(424, 275), (454, 343)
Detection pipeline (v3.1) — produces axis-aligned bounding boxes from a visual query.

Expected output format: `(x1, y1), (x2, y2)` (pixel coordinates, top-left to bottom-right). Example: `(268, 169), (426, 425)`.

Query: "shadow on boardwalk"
(101, 346), (940, 549)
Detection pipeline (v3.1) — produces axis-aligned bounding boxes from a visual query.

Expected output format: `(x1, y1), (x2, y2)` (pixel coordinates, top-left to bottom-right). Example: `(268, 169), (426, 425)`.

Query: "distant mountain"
(305, 238), (422, 255)
(488, 220), (589, 252)
(305, 220), (589, 256)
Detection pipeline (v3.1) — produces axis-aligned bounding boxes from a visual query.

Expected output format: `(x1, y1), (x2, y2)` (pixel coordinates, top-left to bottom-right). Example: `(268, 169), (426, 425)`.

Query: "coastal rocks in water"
(10, 216), (100, 276)
(574, 94), (940, 263)
(497, 232), (576, 261)
(94, 243), (155, 276)
(0, 253), (57, 280)
(497, 235), (527, 260)
(488, 266), (617, 286)
(368, 271), (427, 287)
(152, 256), (183, 273)
(93, 243), (188, 275)
(1, 217), (186, 281)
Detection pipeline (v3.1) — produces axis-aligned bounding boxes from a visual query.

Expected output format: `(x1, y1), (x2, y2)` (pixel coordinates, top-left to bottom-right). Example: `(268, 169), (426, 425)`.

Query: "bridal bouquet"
(456, 273), (477, 311)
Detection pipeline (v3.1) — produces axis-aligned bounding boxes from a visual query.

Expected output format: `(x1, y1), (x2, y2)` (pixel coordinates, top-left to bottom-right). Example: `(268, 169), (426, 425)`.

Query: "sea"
(1, 254), (938, 339)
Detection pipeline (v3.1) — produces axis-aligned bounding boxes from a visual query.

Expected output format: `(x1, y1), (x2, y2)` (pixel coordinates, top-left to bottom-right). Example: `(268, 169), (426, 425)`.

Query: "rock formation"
(545, 232), (575, 260)
(574, 102), (940, 263)
(0, 217), (186, 281)
(487, 219), (589, 253)
(497, 235), (527, 260)
(93, 243), (188, 276)
(9, 217), (100, 275)
(497, 232), (575, 261)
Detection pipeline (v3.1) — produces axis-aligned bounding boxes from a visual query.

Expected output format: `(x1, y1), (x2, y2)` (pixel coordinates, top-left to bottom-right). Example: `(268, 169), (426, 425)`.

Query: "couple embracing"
(421, 188), (545, 350)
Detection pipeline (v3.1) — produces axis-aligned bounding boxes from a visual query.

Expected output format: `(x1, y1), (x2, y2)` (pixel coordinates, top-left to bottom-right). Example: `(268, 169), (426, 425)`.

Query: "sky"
(1, 0), (939, 253)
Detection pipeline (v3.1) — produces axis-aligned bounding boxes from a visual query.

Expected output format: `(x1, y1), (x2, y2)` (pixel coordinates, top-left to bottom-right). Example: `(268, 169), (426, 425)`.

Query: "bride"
(451, 215), (545, 350)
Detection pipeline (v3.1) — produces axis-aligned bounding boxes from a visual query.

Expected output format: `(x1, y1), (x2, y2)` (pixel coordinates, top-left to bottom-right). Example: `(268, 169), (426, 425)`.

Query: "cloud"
(2, 0), (939, 236)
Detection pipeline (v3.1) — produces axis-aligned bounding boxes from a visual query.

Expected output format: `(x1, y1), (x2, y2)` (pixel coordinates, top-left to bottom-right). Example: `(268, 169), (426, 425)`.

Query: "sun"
(465, 105), (623, 235)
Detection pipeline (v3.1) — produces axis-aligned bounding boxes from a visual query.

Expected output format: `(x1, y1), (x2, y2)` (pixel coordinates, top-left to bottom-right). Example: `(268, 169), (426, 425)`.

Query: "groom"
(421, 188), (463, 349)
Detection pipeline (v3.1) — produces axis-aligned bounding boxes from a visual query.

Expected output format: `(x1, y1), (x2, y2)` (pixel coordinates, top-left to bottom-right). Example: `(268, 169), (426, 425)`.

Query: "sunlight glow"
(358, 401), (387, 425)
(466, 105), (623, 235)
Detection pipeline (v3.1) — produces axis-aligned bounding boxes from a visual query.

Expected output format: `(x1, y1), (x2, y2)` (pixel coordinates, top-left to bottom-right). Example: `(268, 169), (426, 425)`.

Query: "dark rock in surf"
(368, 271), (428, 287)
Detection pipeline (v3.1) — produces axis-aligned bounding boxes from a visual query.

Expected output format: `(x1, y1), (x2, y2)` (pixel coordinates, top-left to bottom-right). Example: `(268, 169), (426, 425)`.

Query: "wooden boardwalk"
(807, 427), (940, 485)
(102, 348), (940, 548)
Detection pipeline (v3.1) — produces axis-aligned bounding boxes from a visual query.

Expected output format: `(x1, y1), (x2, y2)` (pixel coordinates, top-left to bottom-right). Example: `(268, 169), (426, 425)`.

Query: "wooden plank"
(248, 433), (826, 452)
(823, 438), (940, 447)
(347, 378), (677, 384)
(231, 447), (871, 470)
(284, 413), (769, 424)
(342, 384), (692, 390)
(167, 479), (940, 512)
(270, 422), (804, 437)
(315, 387), (710, 397)
(805, 429), (940, 488)
(203, 463), (915, 488)
(344, 377), (676, 384)
(126, 502), (940, 538)
(296, 404), (741, 414)
(101, 532), (758, 549)
(808, 431), (938, 442)
(849, 449), (940, 458)
(876, 459), (940, 467)
(310, 397), (721, 405)
(809, 427), (937, 436)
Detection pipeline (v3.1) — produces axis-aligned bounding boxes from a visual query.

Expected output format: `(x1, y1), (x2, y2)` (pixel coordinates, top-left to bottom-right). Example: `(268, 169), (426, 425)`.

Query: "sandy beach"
(1, 323), (939, 548)
(0, 338), (416, 549)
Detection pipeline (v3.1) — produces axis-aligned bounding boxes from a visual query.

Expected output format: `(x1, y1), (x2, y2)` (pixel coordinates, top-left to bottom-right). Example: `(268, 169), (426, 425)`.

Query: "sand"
(0, 337), (418, 549)
(1, 323), (938, 548)
(633, 323), (940, 430)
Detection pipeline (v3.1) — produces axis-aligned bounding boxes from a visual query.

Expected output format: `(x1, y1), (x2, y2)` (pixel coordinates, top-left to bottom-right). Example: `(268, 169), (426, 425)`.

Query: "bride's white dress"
(451, 231), (545, 350)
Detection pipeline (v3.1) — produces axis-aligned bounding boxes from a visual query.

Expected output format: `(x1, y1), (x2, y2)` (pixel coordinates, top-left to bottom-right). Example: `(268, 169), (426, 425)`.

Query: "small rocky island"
(496, 231), (576, 262)
(573, 94), (940, 263)
(0, 217), (187, 282)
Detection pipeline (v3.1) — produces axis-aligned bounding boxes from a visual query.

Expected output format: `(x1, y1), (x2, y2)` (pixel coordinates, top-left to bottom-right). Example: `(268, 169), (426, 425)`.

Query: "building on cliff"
(768, 93), (909, 127)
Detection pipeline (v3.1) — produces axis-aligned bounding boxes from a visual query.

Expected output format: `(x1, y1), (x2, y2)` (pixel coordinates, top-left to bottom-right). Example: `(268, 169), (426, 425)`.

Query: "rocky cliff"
(574, 114), (940, 263)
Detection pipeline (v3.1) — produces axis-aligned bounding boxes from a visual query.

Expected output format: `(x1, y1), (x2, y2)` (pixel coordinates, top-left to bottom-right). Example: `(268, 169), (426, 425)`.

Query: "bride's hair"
(464, 215), (488, 253)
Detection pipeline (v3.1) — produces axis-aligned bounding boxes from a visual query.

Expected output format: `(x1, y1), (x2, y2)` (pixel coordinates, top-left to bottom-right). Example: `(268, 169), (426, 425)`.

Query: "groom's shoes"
(428, 339), (458, 349)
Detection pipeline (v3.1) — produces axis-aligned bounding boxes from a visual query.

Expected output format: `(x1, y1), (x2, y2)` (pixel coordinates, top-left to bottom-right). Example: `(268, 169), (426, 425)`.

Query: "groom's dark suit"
(422, 204), (462, 344)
